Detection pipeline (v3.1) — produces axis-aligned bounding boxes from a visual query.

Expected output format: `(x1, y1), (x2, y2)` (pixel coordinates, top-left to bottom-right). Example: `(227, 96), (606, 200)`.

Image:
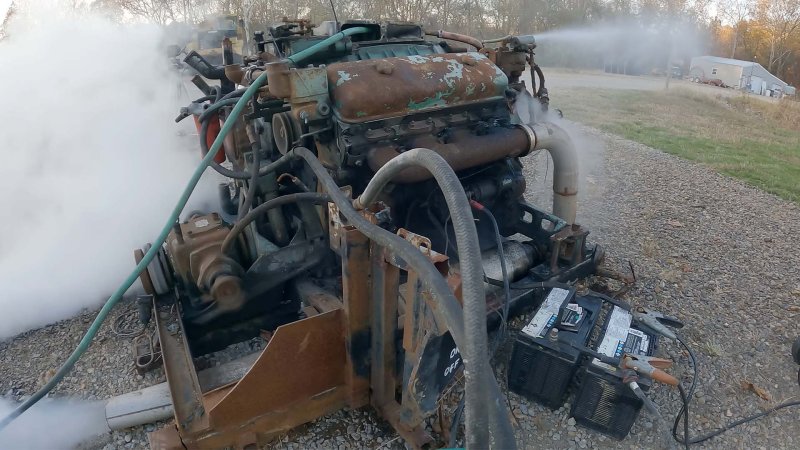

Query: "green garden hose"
(0, 70), (269, 431)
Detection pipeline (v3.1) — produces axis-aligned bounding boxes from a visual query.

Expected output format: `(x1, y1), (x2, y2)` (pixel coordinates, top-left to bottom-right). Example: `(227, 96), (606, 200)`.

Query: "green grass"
(554, 88), (800, 202)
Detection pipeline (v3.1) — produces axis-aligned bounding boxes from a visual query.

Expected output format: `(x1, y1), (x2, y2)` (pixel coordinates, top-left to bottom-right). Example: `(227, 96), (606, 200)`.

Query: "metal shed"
(689, 56), (789, 96)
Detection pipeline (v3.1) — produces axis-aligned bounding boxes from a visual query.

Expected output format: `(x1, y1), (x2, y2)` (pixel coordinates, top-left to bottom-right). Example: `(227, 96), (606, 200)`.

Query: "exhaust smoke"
(0, 7), (220, 339)
(0, 398), (108, 448)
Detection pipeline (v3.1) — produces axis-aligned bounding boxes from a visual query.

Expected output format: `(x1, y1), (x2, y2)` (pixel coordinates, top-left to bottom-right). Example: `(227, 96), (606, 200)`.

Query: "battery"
(508, 287), (602, 408)
(570, 305), (658, 440)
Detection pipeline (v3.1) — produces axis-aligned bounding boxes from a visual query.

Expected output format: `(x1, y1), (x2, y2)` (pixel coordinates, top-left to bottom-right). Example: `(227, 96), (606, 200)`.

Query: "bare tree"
(718, 0), (754, 58)
(757, 0), (800, 73)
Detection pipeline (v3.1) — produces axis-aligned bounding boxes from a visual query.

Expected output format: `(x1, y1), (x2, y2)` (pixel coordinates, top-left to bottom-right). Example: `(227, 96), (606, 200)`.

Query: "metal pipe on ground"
(104, 353), (259, 431)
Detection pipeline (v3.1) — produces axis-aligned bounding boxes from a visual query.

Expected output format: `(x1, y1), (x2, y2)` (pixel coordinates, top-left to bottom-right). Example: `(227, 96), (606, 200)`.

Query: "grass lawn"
(553, 88), (800, 202)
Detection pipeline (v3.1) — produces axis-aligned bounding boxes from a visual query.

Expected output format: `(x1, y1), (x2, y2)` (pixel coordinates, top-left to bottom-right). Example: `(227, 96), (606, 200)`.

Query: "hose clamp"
(517, 124), (537, 156)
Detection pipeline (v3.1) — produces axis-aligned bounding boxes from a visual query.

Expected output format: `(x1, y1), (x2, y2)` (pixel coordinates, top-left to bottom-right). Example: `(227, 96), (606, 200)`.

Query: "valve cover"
(327, 52), (508, 123)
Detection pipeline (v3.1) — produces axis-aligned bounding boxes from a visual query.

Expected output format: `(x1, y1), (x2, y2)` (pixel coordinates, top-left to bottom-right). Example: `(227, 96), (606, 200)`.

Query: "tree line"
(3, 1), (799, 87)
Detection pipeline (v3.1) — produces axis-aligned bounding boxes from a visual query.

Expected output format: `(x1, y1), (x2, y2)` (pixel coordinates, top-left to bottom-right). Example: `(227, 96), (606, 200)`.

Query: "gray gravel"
(2, 124), (799, 449)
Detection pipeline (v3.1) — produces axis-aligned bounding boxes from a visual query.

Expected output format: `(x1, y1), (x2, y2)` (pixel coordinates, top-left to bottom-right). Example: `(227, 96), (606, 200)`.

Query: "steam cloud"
(0, 398), (108, 448)
(0, 7), (220, 339)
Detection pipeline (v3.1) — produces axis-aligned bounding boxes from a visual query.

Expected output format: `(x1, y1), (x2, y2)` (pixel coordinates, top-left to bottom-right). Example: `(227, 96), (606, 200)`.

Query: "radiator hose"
(0, 69), (272, 432)
(354, 149), (516, 449)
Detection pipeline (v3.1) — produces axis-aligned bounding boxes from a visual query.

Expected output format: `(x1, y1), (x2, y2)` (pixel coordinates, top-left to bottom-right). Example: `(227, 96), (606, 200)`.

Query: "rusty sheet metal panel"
(327, 52), (508, 123)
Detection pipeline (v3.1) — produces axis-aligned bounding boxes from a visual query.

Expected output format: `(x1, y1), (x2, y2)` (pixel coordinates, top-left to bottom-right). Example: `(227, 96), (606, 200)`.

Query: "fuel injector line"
(0, 69), (272, 432)
(353, 148), (515, 449)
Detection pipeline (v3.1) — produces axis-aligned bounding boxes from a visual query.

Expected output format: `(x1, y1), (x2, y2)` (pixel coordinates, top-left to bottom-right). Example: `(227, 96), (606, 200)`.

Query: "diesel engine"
(134, 19), (606, 449)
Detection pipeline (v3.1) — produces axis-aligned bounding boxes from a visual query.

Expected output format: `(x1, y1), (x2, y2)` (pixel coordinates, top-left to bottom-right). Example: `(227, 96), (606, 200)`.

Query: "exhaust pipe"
(366, 122), (579, 224)
(528, 122), (579, 224)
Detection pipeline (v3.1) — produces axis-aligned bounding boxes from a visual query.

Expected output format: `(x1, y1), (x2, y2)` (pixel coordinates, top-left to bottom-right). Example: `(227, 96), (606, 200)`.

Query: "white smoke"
(0, 398), (108, 448)
(0, 6), (220, 339)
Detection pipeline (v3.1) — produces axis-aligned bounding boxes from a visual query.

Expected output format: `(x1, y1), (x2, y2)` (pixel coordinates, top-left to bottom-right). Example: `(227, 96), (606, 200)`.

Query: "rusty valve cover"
(326, 52), (508, 123)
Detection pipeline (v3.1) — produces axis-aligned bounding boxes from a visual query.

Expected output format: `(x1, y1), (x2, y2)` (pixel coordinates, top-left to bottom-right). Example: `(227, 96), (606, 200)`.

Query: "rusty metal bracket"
(154, 299), (206, 433)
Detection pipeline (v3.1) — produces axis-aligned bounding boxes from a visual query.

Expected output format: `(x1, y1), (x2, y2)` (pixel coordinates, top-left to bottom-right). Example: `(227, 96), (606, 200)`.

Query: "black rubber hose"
(238, 143), (261, 220)
(199, 118), (251, 179)
(534, 64), (546, 97)
(292, 147), (514, 448)
(472, 202), (511, 339)
(354, 149), (515, 449)
(213, 85), (222, 103)
(198, 97), (241, 123)
(193, 94), (215, 103)
(220, 192), (330, 255)
(199, 118), (287, 180)
(221, 87), (247, 101)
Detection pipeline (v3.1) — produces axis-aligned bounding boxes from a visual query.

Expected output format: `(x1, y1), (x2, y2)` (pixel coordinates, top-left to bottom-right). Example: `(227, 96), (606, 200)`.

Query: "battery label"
(591, 306), (649, 370)
(522, 288), (570, 338)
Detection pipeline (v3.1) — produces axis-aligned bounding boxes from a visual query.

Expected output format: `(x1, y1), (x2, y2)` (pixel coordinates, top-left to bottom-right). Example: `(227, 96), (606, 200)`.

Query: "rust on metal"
(340, 225), (372, 408)
(369, 241), (399, 409)
(185, 310), (348, 448)
(154, 299), (207, 434)
(367, 127), (531, 183)
(165, 213), (244, 311)
(327, 52), (507, 123)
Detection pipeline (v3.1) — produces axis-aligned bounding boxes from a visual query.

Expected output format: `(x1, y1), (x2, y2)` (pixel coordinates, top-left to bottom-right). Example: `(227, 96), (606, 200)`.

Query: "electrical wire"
(328, 0), (339, 31)
(111, 308), (146, 339)
(470, 200), (511, 345)
(672, 334), (800, 447)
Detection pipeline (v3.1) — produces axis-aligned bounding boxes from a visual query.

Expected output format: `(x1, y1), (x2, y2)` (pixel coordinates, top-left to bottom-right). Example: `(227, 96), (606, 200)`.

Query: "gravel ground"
(1, 124), (799, 449)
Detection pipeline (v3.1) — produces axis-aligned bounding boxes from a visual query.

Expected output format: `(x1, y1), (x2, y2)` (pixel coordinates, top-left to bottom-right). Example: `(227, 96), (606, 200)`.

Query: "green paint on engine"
(442, 60), (464, 88)
(336, 70), (353, 86)
(408, 91), (450, 110)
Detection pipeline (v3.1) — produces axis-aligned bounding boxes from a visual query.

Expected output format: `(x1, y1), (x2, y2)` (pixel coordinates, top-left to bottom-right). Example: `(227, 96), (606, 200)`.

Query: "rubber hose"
(199, 118), (252, 179)
(221, 87), (247, 101)
(354, 149), (515, 449)
(194, 94), (216, 103)
(473, 203), (511, 337)
(221, 192), (330, 255)
(238, 143), (261, 220)
(292, 147), (514, 448)
(0, 69), (271, 431)
(198, 97), (241, 123)
(287, 27), (370, 66)
(534, 65), (546, 97)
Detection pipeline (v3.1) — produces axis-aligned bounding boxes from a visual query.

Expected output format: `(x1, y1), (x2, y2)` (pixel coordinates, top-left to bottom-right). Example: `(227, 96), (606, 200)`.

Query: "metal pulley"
(134, 243), (172, 295)
(272, 111), (299, 154)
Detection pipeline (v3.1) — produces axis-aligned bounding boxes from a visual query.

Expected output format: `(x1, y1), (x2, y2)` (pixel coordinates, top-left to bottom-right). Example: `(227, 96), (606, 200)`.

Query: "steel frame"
(149, 200), (460, 450)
